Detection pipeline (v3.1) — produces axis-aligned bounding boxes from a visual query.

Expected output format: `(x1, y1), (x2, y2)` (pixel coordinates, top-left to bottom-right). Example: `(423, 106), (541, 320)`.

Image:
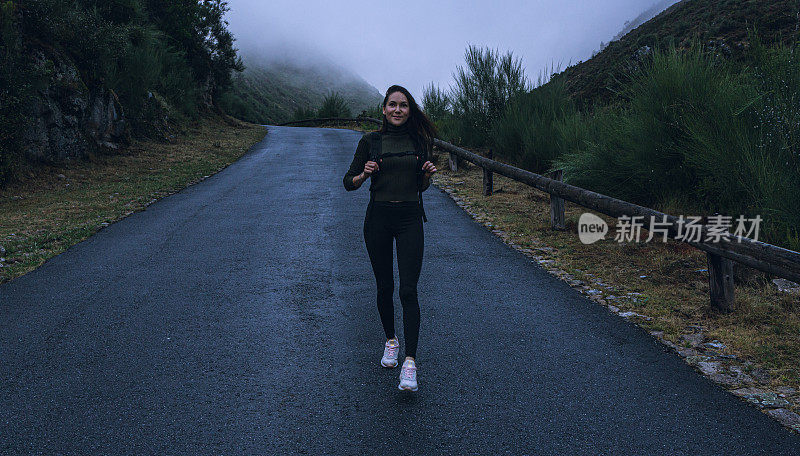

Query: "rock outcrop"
(22, 46), (130, 162)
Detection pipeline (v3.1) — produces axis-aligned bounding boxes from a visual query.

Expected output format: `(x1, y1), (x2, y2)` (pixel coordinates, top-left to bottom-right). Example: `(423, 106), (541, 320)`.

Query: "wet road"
(2, 126), (799, 455)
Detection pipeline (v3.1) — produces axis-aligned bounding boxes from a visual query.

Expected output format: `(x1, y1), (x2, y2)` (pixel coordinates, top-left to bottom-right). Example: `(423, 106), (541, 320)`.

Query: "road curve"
(1, 126), (799, 455)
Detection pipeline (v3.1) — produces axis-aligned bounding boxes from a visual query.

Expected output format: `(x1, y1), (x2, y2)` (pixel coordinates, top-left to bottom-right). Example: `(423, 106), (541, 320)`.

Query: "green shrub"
(291, 106), (317, 121)
(421, 83), (460, 141)
(554, 107), (649, 202)
(104, 25), (199, 122)
(491, 77), (575, 173)
(358, 103), (382, 120)
(683, 37), (800, 249)
(317, 92), (351, 118)
(750, 37), (800, 248)
(555, 40), (800, 249)
(449, 45), (528, 147)
(556, 45), (743, 206)
(422, 83), (450, 123)
(21, 0), (241, 113)
(1, 0), (43, 185)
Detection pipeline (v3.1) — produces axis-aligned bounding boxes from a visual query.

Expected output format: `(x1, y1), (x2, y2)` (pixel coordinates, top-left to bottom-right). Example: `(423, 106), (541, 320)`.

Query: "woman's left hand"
(422, 161), (437, 178)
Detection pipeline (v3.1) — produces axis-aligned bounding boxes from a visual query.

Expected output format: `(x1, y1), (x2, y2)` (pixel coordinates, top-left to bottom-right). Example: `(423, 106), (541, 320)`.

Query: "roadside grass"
(430, 152), (800, 395)
(0, 116), (265, 285)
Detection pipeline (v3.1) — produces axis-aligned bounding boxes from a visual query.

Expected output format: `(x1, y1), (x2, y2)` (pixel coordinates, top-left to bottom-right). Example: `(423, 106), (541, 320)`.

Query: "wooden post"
(549, 169), (565, 230)
(449, 152), (458, 172)
(707, 252), (735, 312)
(483, 149), (493, 196)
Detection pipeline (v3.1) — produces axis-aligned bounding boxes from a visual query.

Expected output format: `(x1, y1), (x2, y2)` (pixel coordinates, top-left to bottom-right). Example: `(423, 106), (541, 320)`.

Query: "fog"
(225, 0), (672, 100)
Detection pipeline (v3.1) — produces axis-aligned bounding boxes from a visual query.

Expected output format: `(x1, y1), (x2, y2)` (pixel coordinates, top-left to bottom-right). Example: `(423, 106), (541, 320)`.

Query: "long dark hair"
(380, 85), (438, 157)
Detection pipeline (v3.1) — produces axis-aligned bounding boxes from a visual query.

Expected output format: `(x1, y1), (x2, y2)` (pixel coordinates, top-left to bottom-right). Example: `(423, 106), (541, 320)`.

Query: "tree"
(144, 0), (243, 103)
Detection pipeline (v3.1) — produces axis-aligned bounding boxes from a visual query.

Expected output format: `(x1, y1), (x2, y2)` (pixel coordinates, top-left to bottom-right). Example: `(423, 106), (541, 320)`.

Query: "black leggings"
(363, 200), (424, 359)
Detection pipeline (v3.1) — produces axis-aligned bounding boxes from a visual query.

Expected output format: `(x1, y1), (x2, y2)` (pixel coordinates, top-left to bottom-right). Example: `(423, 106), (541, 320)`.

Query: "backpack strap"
(367, 131), (382, 163)
(365, 132), (381, 220)
(416, 141), (429, 223)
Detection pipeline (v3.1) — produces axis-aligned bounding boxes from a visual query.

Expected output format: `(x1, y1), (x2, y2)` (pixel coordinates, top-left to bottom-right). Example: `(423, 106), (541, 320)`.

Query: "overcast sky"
(225, 0), (664, 100)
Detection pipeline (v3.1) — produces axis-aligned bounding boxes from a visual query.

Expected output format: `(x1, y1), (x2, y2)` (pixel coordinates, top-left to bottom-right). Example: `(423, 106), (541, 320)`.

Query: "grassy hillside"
(219, 57), (383, 124)
(556, 0), (800, 108)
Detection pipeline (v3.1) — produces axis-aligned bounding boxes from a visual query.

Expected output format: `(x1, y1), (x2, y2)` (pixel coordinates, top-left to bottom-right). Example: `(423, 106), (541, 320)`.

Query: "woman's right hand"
(363, 160), (380, 177)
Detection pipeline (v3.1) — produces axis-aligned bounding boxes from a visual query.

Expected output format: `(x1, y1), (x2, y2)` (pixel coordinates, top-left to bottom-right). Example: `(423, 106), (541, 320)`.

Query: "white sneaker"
(398, 359), (418, 391)
(381, 338), (400, 368)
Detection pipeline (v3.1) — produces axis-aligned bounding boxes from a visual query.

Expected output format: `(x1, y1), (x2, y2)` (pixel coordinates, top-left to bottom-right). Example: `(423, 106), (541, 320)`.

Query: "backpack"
(365, 131), (428, 222)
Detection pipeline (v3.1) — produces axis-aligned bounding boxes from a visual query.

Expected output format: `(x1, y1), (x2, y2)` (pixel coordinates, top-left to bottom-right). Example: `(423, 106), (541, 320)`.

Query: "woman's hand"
(422, 161), (437, 178)
(363, 160), (380, 177)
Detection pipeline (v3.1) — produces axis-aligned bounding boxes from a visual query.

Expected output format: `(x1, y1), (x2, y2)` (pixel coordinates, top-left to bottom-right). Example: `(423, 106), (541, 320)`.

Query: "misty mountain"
(612, 0), (684, 42)
(595, 0), (683, 53)
(219, 55), (383, 124)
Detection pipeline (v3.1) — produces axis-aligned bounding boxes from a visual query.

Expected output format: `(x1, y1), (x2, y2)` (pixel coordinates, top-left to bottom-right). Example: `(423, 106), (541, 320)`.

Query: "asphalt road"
(2, 126), (799, 455)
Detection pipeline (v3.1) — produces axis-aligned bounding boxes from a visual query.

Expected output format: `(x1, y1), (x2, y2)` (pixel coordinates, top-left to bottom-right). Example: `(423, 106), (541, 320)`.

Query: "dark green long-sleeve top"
(343, 124), (430, 201)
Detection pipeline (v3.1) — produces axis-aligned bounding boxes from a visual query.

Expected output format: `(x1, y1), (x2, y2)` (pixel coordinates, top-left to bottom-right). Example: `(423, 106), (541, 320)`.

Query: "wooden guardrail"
(278, 117), (379, 127)
(283, 116), (800, 311)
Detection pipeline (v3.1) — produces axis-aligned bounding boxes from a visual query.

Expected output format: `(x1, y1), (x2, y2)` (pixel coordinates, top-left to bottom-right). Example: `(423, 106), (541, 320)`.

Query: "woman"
(343, 85), (438, 392)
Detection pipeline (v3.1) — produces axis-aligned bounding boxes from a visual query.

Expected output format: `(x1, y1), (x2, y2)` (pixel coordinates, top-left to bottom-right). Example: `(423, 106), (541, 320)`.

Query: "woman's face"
(383, 91), (410, 127)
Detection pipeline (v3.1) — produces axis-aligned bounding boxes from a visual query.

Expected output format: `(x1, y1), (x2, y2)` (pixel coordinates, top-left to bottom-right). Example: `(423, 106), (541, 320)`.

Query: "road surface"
(2, 126), (799, 454)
